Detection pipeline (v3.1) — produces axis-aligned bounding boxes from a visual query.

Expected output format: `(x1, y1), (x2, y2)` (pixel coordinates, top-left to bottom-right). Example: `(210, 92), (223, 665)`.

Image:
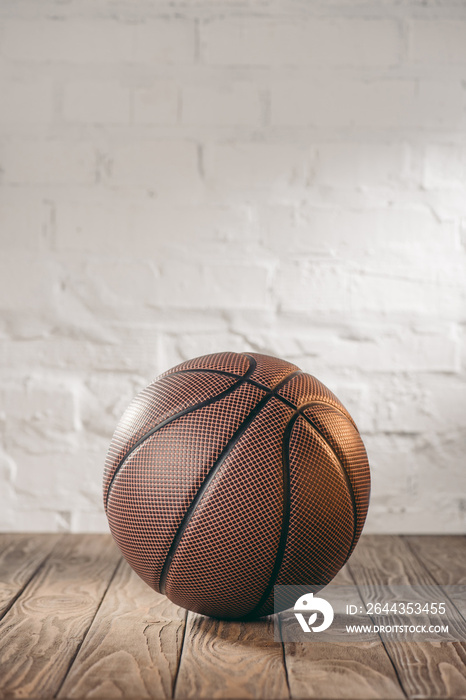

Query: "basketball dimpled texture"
(103, 352), (370, 619)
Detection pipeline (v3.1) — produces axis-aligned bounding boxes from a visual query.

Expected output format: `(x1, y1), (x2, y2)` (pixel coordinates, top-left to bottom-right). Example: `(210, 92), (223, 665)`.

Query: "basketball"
(103, 352), (370, 619)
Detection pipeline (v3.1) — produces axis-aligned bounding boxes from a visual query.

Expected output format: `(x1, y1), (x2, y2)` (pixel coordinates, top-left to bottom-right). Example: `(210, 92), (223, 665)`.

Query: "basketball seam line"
(103, 356), (258, 509)
(158, 368), (303, 596)
(160, 366), (272, 393)
(275, 395), (357, 427)
(158, 366), (357, 431)
(244, 411), (295, 619)
(298, 408), (358, 560)
(247, 405), (358, 618)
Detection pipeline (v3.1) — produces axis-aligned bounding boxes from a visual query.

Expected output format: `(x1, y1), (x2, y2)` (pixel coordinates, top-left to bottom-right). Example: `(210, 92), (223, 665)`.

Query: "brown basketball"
(103, 352), (370, 619)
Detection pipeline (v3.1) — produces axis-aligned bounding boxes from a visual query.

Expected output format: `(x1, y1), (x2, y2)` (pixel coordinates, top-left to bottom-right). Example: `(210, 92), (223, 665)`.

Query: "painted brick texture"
(0, 0), (465, 533)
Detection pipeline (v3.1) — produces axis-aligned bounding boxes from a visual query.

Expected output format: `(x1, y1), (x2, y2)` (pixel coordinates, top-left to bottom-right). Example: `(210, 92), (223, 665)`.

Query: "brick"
(200, 18), (294, 66)
(133, 82), (178, 125)
(312, 18), (401, 67)
(408, 20), (466, 65)
(417, 80), (466, 129)
(55, 197), (131, 254)
(182, 83), (262, 126)
(276, 261), (353, 314)
(277, 253), (464, 328)
(87, 259), (157, 306)
(0, 78), (54, 125)
(263, 206), (458, 264)
(0, 253), (60, 319)
(1, 17), (195, 66)
(132, 19), (196, 64)
(0, 190), (52, 250)
(351, 269), (465, 323)
(271, 78), (465, 129)
(0, 377), (78, 436)
(7, 450), (96, 505)
(109, 141), (201, 195)
(374, 372), (466, 434)
(0, 140), (96, 184)
(126, 203), (257, 260)
(154, 261), (269, 309)
(424, 144), (466, 189)
(417, 444), (466, 499)
(274, 317), (457, 374)
(0, 331), (161, 377)
(271, 79), (411, 127)
(207, 142), (311, 192)
(63, 81), (131, 124)
(2, 19), (134, 63)
(201, 18), (400, 67)
(314, 142), (407, 188)
(55, 199), (252, 258)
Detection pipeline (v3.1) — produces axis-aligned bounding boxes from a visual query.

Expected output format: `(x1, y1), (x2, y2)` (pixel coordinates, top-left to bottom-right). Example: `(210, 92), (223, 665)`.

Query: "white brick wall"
(0, 0), (465, 534)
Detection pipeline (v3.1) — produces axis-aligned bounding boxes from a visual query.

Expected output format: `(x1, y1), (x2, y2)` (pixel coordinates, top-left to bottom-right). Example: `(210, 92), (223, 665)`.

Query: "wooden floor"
(0, 535), (465, 700)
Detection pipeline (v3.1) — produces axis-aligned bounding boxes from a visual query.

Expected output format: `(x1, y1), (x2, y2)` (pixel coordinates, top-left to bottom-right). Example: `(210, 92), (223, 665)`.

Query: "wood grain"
(174, 612), (289, 699)
(405, 536), (466, 619)
(0, 533), (121, 699)
(281, 564), (405, 699)
(58, 558), (186, 699)
(0, 534), (465, 700)
(0, 533), (61, 619)
(348, 535), (466, 699)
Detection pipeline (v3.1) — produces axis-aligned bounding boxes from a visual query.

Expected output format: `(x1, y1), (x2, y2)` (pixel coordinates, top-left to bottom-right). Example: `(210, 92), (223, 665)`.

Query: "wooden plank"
(348, 535), (466, 699)
(281, 563), (406, 699)
(58, 559), (186, 699)
(0, 533), (62, 619)
(0, 533), (121, 699)
(174, 612), (289, 699)
(403, 536), (466, 584)
(405, 536), (466, 619)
